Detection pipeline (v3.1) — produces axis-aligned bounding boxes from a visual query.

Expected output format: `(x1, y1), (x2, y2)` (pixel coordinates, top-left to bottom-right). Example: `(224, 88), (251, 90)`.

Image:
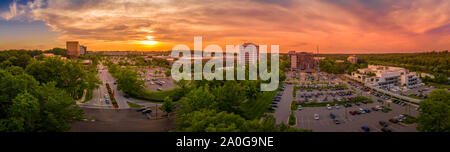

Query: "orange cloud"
(0, 0), (449, 53)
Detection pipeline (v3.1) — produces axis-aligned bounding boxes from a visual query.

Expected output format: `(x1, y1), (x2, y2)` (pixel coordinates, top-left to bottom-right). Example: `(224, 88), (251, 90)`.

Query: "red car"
(349, 111), (356, 115)
(389, 118), (399, 123)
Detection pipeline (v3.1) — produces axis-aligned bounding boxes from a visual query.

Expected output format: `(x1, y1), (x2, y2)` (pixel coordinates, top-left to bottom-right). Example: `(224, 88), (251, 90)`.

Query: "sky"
(0, 0), (449, 54)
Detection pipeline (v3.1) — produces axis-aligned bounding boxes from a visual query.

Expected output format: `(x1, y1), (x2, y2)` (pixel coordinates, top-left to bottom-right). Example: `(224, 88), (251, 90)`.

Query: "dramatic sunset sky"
(0, 0), (449, 53)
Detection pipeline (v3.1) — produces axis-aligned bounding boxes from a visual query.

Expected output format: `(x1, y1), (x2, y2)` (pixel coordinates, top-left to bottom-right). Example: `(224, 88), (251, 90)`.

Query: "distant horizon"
(1, 47), (449, 55)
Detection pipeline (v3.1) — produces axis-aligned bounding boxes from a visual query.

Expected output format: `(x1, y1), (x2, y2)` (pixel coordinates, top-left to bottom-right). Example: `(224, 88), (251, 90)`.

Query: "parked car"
(381, 127), (392, 132)
(335, 104), (340, 109)
(298, 105), (303, 111)
(361, 100), (368, 104)
(376, 106), (383, 110)
(379, 121), (388, 127)
(349, 110), (356, 115)
(335, 120), (340, 124)
(330, 113), (336, 119)
(327, 104), (332, 110)
(389, 118), (399, 123)
(314, 114), (320, 120)
(359, 108), (366, 114)
(137, 108), (147, 112)
(361, 126), (370, 132)
(142, 109), (152, 114)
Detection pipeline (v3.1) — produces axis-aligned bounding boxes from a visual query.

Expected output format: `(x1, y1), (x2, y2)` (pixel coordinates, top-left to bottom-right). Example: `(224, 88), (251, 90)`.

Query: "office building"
(66, 41), (80, 58)
(351, 65), (422, 89)
(289, 51), (317, 73)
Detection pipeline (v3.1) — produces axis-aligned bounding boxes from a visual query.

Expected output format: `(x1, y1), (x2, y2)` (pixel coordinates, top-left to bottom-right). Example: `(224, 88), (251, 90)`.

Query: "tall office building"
(66, 41), (80, 58)
(289, 51), (317, 73)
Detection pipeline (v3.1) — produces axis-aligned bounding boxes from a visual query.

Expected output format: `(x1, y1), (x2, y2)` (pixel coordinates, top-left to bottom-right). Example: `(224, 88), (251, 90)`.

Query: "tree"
(174, 109), (247, 132)
(160, 97), (175, 118)
(213, 81), (245, 113)
(0, 92), (40, 132)
(179, 85), (216, 113)
(116, 68), (145, 95)
(417, 89), (450, 132)
(26, 57), (100, 99)
(0, 70), (39, 116)
(33, 82), (84, 132)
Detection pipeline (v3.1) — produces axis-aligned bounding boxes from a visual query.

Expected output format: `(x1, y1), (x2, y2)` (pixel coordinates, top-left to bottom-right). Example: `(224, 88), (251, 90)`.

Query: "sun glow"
(141, 40), (158, 45)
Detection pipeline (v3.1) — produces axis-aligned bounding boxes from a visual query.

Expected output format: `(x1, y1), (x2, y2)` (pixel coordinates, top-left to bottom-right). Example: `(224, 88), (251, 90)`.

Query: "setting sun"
(140, 41), (158, 46)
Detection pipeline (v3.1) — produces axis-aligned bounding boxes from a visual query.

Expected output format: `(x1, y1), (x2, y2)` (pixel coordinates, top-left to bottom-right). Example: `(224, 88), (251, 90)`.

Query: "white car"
(335, 104), (340, 109)
(359, 108), (366, 114)
(327, 104), (332, 110)
(314, 114), (320, 120)
(376, 105), (383, 110)
(298, 105), (303, 111)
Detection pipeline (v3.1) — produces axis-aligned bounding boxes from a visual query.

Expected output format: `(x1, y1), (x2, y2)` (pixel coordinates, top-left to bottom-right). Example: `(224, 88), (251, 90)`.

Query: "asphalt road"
(80, 63), (161, 109)
(71, 108), (174, 132)
(274, 84), (294, 124)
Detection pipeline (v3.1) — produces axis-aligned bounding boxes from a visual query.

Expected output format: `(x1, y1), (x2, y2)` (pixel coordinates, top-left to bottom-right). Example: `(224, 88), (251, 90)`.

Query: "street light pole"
(155, 103), (158, 120)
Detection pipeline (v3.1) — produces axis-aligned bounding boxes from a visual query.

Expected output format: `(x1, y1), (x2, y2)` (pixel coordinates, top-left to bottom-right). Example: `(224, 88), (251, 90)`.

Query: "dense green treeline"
(0, 50), (100, 132)
(357, 51), (449, 77)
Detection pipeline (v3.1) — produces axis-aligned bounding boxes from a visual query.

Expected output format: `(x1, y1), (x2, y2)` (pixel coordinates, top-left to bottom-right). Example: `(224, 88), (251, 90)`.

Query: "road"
(71, 108), (174, 132)
(274, 84), (294, 124)
(80, 63), (160, 109)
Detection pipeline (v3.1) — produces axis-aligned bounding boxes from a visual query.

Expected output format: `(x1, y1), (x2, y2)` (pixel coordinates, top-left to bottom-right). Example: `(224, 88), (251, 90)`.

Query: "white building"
(351, 65), (421, 90)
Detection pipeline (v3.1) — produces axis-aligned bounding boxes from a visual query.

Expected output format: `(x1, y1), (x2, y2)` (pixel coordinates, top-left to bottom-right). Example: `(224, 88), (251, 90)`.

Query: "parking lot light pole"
(345, 106), (347, 119)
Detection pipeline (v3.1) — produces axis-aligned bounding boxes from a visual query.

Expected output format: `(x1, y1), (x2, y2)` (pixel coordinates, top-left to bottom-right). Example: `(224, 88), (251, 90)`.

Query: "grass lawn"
(288, 112), (296, 126)
(402, 114), (418, 124)
(408, 94), (426, 100)
(127, 101), (144, 108)
(132, 88), (184, 102)
(241, 91), (277, 120)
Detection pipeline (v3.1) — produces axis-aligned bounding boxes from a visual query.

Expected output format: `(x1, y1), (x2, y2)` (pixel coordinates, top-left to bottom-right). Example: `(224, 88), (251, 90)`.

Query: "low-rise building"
(351, 65), (422, 89)
(81, 60), (93, 66)
(347, 55), (358, 64)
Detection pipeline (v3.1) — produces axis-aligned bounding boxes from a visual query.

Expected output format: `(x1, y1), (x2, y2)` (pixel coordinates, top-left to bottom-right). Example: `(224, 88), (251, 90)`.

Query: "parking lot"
(295, 88), (355, 103)
(294, 102), (418, 132)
